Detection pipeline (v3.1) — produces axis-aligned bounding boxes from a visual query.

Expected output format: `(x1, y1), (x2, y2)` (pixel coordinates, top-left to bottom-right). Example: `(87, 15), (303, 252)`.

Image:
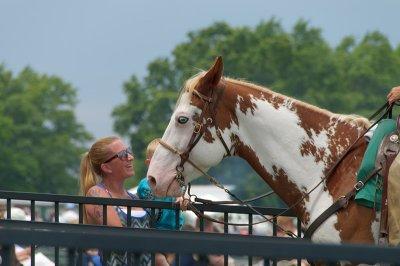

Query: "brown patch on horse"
(214, 81), (239, 130)
(337, 203), (377, 244)
(188, 77), (288, 144)
(295, 101), (333, 137)
(235, 138), (310, 224)
(225, 79), (290, 115)
(308, 114), (377, 243)
(300, 140), (325, 163)
(327, 117), (364, 161)
(188, 81), (238, 144)
(235, 84), (263, 115)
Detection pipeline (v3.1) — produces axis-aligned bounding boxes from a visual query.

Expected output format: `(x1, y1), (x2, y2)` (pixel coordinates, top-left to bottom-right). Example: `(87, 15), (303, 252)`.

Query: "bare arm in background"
(387, 86), (400, 104)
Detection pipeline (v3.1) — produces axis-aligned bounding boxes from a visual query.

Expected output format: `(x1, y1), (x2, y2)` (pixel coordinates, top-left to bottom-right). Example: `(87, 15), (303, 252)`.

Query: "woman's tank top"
(97, 183), (151, 266)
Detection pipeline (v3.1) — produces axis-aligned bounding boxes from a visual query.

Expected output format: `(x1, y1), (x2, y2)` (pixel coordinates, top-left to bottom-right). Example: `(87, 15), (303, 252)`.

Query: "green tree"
(0, 65), (92, 193)
(113, 19), (400, 204)
(334, 32), (400, 115)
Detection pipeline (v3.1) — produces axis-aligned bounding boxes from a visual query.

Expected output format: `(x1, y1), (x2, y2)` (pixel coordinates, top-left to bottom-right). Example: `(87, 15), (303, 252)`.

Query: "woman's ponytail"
(79, 152), (99, 196)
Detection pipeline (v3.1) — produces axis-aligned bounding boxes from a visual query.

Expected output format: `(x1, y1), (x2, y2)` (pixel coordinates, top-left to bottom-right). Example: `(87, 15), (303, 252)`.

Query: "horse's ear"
(199, 56), (223, 91)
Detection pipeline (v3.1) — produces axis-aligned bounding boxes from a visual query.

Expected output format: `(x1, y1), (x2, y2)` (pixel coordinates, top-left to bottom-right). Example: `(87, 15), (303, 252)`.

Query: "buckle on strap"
(194, 122), (202, 133)
(354, 181), (364, 191)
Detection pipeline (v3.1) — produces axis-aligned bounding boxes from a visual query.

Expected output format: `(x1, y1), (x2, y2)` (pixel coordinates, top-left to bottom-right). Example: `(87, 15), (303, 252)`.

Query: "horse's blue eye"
(178, 116), (189, 124)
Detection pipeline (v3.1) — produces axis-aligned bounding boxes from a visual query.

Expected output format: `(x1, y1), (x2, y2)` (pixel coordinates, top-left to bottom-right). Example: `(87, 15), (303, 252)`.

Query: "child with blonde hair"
(137, 138), (184, 230)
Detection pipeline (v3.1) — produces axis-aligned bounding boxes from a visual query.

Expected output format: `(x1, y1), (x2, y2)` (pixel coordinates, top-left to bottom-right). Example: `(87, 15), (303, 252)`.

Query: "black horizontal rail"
(0, 220), (399, 264)
(0, 190), (295, 216)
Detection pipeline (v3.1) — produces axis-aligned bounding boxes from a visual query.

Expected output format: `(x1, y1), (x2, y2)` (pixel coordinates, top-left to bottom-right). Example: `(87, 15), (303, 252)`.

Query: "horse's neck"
(229, 82), (364, 221)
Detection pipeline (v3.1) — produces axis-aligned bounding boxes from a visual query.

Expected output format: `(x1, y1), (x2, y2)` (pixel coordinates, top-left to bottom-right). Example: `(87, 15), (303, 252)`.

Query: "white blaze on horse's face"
(148, 57), (227, 197)
(148, 90), (224, 197)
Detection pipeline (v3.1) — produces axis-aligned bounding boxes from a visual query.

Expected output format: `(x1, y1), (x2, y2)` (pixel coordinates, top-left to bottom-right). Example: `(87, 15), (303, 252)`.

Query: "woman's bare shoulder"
(86, 185), (109, 198)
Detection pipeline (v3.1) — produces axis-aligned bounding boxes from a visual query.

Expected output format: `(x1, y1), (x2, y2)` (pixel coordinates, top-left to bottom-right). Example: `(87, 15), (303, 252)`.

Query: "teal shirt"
(137, 178), (184, 230)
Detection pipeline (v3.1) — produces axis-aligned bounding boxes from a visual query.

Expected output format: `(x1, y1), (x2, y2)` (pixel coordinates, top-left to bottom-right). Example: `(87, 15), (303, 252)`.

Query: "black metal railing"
(1, 189), (371, 266)
(1, 219), (400, 265)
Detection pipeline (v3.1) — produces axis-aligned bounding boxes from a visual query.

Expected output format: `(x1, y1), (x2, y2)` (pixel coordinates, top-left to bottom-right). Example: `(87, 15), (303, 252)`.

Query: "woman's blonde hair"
(79, 136), (119, 196)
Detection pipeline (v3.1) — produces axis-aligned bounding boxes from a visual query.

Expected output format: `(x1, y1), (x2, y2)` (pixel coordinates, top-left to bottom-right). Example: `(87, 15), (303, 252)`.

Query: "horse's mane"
(181, 73), (371, 130)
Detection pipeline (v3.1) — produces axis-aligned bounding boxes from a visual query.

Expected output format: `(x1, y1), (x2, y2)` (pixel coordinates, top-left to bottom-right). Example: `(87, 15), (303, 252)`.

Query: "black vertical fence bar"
(127, 206), (132, 227)
(102, 204), (107, 266)
(297, 217), (302, 266)
(0, 204), (11, 266)
(68, 248), (75, 266)
(31, 200), (36, 266)
(127, 206), (132, 266)
(54, 246), (59, 266)
(223, 212), (228, 233)
(1, 245), (12, 266)
(55, 202), (59, 223)
(102, 205), (107, 225)
(31, 245), (35, 266)
(79, 203), (83, 224)
(6, 198), (11, 219)
(77, 249), (83, 266)
(78, 203), (83, 266)
(224, 212), (228, 266)
(150, 208), (156, 266)
(31, 200), (36, 221)
(199, 211), (204, 232)
(134, 253), (141, 266)
(175, 208), (180, 230)
(174, 208), (180, 266)
(54, 202), (60, 266)
(198, 211), (206, 264)
(150, 208), (156, 228)
(248, 214), (253, 266)
(270, 216), (278, 266)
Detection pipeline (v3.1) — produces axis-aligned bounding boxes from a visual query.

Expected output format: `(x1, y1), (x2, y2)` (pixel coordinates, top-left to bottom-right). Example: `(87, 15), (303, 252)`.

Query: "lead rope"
(185, 183), (297, 237)
(159, 140), (297, 238)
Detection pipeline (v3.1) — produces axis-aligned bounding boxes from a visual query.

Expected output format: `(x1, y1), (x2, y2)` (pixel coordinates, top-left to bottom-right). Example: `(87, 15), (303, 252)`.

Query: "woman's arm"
(155, 253), (170, 266)
(85, 186), (123, 227)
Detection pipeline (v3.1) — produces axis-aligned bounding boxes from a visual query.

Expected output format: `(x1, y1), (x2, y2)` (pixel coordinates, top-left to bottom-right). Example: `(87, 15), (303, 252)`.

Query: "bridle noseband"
(158, 83), (233, 196)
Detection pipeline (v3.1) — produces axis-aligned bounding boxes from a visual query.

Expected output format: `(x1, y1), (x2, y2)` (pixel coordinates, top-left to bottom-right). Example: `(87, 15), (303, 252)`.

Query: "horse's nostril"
(148, 176), (157, 189)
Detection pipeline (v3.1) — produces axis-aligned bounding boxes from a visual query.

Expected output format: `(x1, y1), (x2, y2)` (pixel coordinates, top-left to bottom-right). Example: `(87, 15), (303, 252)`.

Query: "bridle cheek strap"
(157, 140), (187, 196)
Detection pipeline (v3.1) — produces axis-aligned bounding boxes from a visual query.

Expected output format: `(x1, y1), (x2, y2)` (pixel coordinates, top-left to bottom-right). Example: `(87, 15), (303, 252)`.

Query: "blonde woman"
(80, 136), (168, 265)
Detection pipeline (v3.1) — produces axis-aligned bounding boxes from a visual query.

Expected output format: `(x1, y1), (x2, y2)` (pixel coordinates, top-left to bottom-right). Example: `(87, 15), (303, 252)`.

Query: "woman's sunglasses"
(103, 147), (134, 163)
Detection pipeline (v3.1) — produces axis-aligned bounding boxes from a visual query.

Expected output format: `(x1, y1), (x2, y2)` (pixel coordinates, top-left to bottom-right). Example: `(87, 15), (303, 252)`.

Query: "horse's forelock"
(175, 72), (205, 110)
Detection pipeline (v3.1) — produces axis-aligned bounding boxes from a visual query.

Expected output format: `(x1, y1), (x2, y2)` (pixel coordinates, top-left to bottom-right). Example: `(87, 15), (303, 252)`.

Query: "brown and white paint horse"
(148, 57), (379, 244)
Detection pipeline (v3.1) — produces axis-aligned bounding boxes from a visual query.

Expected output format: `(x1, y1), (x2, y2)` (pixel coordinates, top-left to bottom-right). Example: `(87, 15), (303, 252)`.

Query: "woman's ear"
(101, 163), (112, 174)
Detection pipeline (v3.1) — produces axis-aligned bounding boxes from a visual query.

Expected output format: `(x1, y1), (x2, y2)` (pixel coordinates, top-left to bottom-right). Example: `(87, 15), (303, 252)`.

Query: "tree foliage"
(113, 19), (400, 204)
(0, 66), (92, 193)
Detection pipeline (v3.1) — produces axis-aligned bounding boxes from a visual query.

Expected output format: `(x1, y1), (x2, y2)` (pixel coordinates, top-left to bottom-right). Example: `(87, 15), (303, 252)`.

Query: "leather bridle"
(158, 83), (233, 197)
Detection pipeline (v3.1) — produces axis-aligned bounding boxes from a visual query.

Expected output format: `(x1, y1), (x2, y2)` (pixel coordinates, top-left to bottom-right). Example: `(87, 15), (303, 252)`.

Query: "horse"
(147, 56), (380, 244)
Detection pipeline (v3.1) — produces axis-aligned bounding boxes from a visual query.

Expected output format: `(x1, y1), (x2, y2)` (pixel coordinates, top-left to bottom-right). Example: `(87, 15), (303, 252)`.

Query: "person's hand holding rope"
(175, 196), (190, 211)
(387, 86), (400, 104)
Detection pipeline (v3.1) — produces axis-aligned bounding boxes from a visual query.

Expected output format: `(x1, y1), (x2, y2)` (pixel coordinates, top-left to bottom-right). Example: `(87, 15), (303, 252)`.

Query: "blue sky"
(0, 0), (399, 139)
